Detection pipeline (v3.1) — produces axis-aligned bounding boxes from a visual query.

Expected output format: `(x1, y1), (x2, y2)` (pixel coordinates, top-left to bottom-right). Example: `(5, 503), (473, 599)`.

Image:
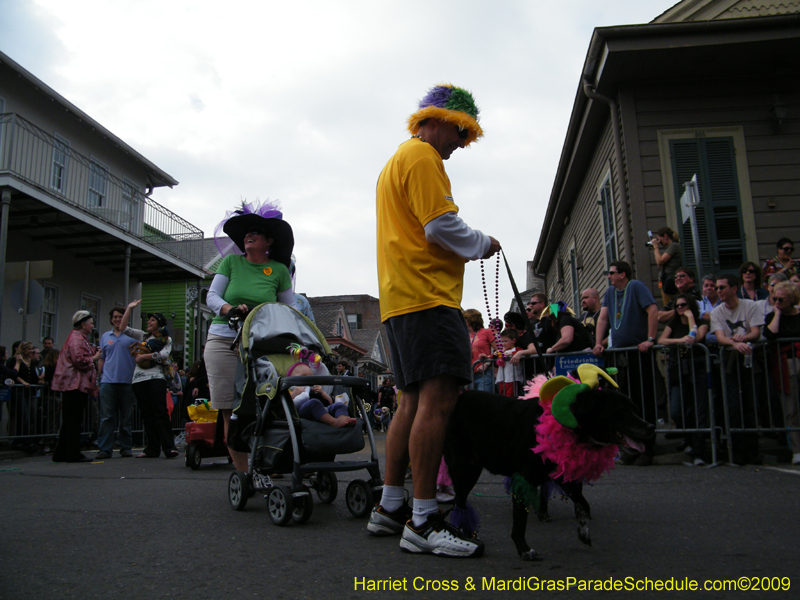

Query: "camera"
(645, 230), (654, 248)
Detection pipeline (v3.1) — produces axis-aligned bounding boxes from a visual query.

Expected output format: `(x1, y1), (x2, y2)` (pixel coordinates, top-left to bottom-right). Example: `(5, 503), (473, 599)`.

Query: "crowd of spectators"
(464, 236), (800, 468)
(1, 307), (191, 460)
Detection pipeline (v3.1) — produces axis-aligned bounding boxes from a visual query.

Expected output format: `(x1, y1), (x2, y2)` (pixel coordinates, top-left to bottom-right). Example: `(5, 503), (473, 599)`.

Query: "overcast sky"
(0, 0), (677, 317)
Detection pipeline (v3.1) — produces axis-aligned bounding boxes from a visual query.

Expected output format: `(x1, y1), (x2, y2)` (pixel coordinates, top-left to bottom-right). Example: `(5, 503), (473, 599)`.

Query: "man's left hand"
(638, 340), (654, 352)
(482, 236), (501, 259)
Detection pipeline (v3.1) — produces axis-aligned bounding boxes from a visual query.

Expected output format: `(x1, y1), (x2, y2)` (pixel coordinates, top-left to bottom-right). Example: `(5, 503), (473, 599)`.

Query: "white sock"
(381, 485), (405, 513)
(412, 498), (438, 528)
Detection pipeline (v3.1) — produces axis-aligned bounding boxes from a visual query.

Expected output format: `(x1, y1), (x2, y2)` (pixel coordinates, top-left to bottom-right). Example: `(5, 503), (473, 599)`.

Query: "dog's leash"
(499, 249), (547, 373)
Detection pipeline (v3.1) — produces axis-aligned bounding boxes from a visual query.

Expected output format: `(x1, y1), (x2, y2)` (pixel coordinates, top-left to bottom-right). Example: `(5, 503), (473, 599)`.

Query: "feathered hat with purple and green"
(408, 83), (483, 146)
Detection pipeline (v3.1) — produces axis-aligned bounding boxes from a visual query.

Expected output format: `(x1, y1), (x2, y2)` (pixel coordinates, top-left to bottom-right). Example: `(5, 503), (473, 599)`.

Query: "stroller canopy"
(241, 302), (331, 357)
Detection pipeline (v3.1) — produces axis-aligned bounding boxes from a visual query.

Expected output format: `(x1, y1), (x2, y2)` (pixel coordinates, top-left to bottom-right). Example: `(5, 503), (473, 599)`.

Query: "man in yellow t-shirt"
(370, 84), (500, 557)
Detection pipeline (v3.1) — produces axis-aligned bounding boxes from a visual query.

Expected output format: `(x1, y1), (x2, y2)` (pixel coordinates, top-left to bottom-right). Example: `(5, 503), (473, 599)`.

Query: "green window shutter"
(670, 137), (745, 275)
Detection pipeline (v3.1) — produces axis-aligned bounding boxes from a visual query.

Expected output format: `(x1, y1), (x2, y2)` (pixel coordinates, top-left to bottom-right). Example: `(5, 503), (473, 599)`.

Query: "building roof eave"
(533, 14), (800, 273)
(0, 49), (179, 189)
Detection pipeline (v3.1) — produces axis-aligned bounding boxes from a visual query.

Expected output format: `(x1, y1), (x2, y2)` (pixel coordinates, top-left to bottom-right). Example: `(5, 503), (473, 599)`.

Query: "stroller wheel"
(267, 485), (293, 526)
(186, 443), (202, 470)
(313, 471), (338, 504)
(345, 480), (373, 518)
(228, 471), (249, 511)
(291, 486), (314, 524)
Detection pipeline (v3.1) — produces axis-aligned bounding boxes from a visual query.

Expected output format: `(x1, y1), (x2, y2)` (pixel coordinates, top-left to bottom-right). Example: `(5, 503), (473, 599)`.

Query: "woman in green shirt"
(206, 200), (294, 472)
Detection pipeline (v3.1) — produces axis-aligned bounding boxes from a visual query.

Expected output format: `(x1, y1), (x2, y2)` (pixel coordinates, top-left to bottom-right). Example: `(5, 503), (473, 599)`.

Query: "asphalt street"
(1, 434), (799, 600)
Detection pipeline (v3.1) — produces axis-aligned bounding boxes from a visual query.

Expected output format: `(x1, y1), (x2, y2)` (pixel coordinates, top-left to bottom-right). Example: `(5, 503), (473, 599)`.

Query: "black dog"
(443, 383), (654, 560)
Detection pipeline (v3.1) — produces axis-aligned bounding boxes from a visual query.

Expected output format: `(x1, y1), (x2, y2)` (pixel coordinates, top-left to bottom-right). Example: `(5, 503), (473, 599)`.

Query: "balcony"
(0, 113), (205, 277)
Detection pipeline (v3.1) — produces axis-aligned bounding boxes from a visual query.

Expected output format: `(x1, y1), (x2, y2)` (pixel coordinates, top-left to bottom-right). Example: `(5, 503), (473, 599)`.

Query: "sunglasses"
(675, 302), (689, 308)
(457, 126), (469, 140)
(773, 296), (788, 303)
(606, 270), (619, 276)
(674, 274), (687, 279)
(245, 229), (265, 237)
(742, 268), (757, 274)
(781, 246), (794, 252)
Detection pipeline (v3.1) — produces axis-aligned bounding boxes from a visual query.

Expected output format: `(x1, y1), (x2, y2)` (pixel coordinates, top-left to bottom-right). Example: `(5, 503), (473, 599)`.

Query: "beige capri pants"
(204, 333), (239, 410)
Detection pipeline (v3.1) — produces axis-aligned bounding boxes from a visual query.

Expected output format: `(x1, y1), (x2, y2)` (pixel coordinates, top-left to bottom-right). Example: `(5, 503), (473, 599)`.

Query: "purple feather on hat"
(213, 199), (284, 258)
(419, 85), (453, 109)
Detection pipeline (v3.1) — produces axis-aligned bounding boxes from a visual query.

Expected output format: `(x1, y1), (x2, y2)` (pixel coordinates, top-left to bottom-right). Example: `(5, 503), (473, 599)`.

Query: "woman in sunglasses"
(763, 238), (800, 282)
(206, 200), (294, 472)
(763, 281), (800, 465)
(737, 261), (769, 301)
(657, 292), (709, 466)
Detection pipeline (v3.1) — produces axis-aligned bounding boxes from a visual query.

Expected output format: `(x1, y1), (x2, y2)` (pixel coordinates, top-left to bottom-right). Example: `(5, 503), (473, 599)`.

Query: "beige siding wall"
(632, 80), (800, 273)
(543, 122), (619, 308)
(0, 73), (152, 198)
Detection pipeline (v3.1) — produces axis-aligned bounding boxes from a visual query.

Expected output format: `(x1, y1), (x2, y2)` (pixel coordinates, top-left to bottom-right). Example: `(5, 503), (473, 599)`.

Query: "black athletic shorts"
(383, 305), (472, 391)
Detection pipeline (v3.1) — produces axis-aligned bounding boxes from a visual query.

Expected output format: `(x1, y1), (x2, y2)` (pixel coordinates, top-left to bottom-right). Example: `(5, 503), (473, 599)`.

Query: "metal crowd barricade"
(470, 345), (720, 464)
(718, 338), (800, 464)
(0, 384), (62, 442)
(577, 345), (718, 465)
(0, 384), (188, 448)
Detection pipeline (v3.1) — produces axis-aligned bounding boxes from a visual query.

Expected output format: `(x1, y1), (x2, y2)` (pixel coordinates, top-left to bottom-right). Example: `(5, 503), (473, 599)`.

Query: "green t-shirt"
(211, 255), (292, 326)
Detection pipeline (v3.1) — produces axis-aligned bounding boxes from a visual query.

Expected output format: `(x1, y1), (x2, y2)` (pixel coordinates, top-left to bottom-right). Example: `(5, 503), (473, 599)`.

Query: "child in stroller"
(288, 362), (356, 428)
(226, 302), (383, 525)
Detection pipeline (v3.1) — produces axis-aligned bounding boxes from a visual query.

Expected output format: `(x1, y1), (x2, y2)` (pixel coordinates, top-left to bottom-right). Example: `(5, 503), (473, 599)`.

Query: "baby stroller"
(226, 302), (383, 525)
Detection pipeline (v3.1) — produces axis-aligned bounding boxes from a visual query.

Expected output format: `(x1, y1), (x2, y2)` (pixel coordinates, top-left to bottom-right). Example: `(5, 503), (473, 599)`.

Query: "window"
(670, 137), (746, 273)
(51, 134), (70, 193)
(80, 293), (100, 326)
(347, 313), (362, 330)
(598, 173), (617, 267)
(335, 317), (343, 337)
(569, 246), (580, 312)
(87, 158), (108, 207)
(40, 284), (59, 342)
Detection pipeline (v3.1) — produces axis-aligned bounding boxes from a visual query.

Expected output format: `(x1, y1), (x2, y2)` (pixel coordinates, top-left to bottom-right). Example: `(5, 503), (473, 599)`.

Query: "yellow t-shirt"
(376, 138), (466, 322)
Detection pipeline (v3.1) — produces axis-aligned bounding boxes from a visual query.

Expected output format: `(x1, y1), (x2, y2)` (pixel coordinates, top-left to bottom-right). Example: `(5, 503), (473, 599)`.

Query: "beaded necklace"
(481, 253), (504, 351)
(612, 282), (630, 330)
(411, 134), (427, 143)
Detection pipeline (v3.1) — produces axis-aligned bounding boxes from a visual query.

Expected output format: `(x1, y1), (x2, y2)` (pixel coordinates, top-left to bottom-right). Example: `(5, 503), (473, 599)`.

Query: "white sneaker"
(792, 453), (800, 465)
(368, 502), (412, 536)
(399, 512), (484, 557)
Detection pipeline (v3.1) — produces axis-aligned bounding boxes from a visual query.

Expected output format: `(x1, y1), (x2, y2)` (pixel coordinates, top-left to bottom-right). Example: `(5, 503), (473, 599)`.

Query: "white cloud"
(1, 0), (678, 311)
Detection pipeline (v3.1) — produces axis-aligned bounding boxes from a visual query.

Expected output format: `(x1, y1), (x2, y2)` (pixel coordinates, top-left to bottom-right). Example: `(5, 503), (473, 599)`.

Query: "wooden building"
(533, 0), (800, 308)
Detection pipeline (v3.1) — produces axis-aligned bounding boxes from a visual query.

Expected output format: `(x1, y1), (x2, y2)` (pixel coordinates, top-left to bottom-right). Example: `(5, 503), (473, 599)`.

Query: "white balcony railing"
(0, 113), (203, 269)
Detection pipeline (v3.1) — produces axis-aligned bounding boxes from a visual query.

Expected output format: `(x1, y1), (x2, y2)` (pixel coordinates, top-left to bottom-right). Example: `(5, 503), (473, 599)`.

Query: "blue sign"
(554, 354), (603, 377)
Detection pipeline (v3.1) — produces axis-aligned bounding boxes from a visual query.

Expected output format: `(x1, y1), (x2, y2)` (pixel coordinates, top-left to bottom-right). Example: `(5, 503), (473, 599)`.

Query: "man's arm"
(657, 307), (675, 324)
(424, 212), (499, 261)
(592, 307), (609, 356)
(714, 328), (753, 355)
(638, 304), (658, 352)
(120, 299), (140, 332)
(510, 342), (537, 363)
(742, 324), (762, 343)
